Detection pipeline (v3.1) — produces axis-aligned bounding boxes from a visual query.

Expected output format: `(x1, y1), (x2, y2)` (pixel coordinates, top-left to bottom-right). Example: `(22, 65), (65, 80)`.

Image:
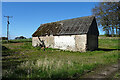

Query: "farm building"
(32, 15), (99, 52)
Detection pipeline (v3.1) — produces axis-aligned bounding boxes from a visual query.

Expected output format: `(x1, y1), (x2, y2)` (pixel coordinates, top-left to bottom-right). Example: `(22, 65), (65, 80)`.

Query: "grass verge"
(2, 38), (119, 78)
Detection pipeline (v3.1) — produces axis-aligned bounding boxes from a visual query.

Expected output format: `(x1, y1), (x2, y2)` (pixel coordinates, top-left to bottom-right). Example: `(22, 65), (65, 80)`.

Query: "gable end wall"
(87, 18), (99, 50)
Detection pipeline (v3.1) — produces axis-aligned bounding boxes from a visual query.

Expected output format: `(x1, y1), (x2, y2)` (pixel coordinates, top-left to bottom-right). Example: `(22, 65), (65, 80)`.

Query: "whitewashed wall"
(32, 37), (41, 47)
(32, 35), (54, 47)
(32, 34), (87, 52)
(75, 34), (87, 52)
(54, 35), (76, 51)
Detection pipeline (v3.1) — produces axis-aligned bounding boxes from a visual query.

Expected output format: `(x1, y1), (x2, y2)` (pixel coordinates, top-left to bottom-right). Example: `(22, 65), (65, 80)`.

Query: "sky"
(2, 2), (104, 39)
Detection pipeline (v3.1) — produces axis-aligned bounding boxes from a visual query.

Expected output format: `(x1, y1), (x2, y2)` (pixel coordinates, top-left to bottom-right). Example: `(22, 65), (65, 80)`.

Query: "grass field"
(2, 37), (120, 78)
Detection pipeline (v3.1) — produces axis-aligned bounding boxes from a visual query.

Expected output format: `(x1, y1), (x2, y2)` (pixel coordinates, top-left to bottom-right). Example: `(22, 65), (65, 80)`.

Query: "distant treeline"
(1, 36), (32, 43)
(2, 38), (32, 43)
(92, 2), (120, 37)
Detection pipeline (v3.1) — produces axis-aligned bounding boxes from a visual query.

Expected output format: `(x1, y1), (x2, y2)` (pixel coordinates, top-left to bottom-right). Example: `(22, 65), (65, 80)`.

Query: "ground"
(2, 37), (120, 79)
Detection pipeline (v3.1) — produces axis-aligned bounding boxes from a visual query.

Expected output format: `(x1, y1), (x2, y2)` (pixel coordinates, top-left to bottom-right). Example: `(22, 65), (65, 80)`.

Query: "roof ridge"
(41, 15), (95, 25)
(58, 15), (94, 23)
(32, 15), (96, 37)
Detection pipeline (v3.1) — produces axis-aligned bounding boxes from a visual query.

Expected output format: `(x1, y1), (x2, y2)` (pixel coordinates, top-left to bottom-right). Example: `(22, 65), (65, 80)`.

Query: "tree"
(15, 36), (26, 39)
(92, 2), (120, 37)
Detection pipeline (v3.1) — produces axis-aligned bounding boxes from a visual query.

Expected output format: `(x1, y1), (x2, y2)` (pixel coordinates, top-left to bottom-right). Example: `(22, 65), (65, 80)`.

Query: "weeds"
(2, 38), (119, 78)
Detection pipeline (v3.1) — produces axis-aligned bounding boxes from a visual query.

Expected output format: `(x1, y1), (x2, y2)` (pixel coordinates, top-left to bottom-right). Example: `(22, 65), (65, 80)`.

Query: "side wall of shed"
(75, 34), (87, 52)
(32, 35), (76, 51)
(32, 34), (87, 52)
(32, 35), (54, 48)
(54, 35), (76, 51)
(32, 37), (40, 47)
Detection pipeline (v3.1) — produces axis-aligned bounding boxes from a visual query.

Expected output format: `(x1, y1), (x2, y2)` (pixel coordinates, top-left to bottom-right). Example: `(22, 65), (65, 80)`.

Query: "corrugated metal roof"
(32, 15), (95, 37)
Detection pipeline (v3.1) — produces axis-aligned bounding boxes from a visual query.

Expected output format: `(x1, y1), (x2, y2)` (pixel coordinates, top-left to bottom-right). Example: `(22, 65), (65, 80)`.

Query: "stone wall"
(75, 34), (87, 52)
(87, 35), (98, 50)
(32, 34), (90, 52)
(32, 37), (41, 47)
(54, 35), (76, 51)
(32, 35), (54, 47)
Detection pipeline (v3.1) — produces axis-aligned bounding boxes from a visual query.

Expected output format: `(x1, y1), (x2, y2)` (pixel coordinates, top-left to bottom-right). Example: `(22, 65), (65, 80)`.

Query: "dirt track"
(81, 63), (119, 79)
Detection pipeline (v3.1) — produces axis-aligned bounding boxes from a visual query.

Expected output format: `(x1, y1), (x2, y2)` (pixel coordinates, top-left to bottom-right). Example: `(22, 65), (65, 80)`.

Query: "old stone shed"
(32, 15), (99, 52)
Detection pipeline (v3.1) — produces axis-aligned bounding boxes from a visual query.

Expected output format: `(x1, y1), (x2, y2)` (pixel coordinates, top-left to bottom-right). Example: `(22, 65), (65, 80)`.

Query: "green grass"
(2, 37), (119, 78)
(99, 38), (119, 49)
(2, 38), (32, 44)
(113, 71), (120, 79)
